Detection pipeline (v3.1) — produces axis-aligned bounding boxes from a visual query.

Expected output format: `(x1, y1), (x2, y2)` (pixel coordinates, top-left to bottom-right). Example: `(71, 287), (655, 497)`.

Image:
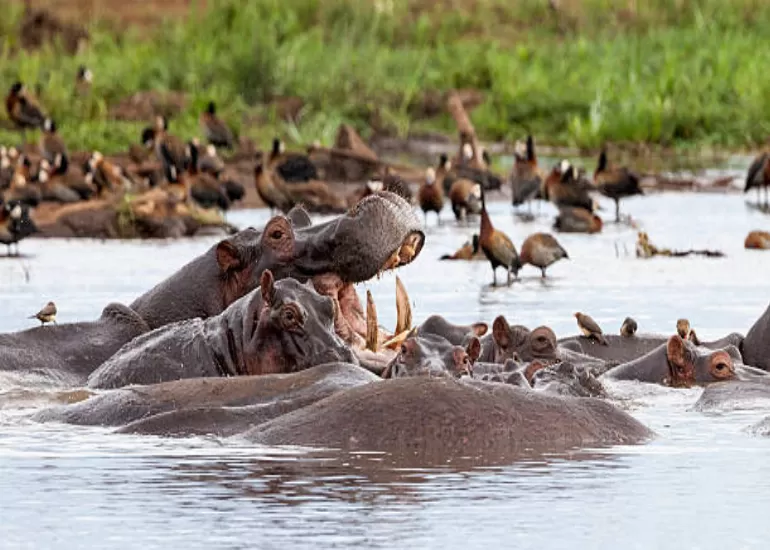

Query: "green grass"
(2, 0), (770, 155)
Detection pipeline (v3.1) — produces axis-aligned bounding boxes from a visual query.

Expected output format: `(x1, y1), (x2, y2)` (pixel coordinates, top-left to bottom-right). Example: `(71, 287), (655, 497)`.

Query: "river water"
(3, 192), (770, 549)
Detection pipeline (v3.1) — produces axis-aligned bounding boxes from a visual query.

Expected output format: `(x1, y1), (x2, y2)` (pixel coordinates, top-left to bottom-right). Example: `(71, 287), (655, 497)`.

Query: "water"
(3, 193), (770, 549)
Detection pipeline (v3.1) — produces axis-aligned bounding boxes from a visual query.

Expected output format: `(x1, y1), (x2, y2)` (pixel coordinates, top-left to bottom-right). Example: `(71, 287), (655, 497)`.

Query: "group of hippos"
(3, 189), (770, 464)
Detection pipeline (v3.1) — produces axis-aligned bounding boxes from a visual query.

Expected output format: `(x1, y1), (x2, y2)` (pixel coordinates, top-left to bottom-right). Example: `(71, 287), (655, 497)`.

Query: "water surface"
(3, 193), (770, 549)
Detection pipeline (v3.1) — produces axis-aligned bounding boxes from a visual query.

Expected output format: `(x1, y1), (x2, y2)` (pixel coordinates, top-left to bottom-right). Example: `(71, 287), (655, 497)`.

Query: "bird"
(29, 301), (57, 326)
(151, 116), (187, 183)
(197, 143), (226, 178)
(75, 65), (93, 96)
(440, 234), (481, 260)
(574, 312), (608, 345)
(268, 138), (318, 183)
(676, 318), (701, 345)
(593, 148), (643, 222)
(745, 152), (770, 208)
(417, 167), (444, 225)
(479, 189), (522, 286)
(553, 206), (603, 234)
(449, 178), (482, 222)
(255, 162), (293, 213)
(39, 118), (69, 174)
(84, 151), (134, 197)
(620, 317), (638, 337)
(183, 140), (232, 211)
(542, 160), (595, 211)
(0, 200), (37, 256)
(200, 101), (234, 149)
(5, 81), (46, 130)
(519, 232), (568, 277)
(446, 144), (502, 191)
(510, 135), (543, 211)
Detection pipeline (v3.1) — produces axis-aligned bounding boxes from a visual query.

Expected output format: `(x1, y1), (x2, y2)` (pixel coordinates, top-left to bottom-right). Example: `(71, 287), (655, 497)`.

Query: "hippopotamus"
(35, 362), (379, 435)
(603, 335), (754, 387)
(0, 193), (423, 385)
(241, 377), (652, 464)
(87, 270), (356, 389)
(692, 380), (770, 414)
(478, 316), (559, 364)
(381, 333), (481, 379)
(416, 315), (488, 346)
(741, 302), (770, 371)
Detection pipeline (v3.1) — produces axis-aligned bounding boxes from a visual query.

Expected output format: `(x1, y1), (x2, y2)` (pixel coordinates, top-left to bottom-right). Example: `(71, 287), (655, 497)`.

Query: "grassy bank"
(1, 0), (770, 154)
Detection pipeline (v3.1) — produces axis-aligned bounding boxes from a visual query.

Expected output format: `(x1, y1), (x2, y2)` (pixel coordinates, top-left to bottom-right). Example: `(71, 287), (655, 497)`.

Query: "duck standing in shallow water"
(440, 234), (481, 261)
(479, 190), (521, 285)
(417, 167), (444, 226)
(510, 135), (542, 212)
(519, 232), (568, 278)
(745, 152), (770, 208)
(593, 148), (643, 222)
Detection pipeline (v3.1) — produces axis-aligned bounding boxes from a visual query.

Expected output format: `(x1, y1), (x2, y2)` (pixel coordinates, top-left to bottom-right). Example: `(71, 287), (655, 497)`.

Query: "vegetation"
(1, 0), (770, 154)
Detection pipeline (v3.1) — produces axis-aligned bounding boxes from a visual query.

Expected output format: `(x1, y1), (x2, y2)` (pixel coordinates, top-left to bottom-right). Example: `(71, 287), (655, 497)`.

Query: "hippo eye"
(462, 356), (470, 365)
(270, 229), (283, 240)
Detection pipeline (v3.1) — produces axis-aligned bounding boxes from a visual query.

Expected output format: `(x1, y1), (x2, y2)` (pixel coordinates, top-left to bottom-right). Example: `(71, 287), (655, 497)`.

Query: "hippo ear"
(492, 315), (511, 348)
(471, 322), (488, 337)
(216, 240), (243, 273)
(286, 205), (312, 229)
(260, 270), (275, 305)
(666, 334), (687, 368)
(466, 336), (481, 363)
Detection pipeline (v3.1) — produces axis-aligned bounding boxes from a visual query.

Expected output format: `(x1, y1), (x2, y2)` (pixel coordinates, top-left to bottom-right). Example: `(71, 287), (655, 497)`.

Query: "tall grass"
(0, 0), (769, 153)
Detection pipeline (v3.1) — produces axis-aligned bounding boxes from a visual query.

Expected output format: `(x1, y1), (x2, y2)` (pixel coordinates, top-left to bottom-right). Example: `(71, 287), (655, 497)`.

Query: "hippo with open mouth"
(87, 270), (358, 389)
(0, 191), (424, 386)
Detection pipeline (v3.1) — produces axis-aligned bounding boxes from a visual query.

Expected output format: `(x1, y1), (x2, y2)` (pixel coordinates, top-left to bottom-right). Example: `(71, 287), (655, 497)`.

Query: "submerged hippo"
(479, 316), (558, 364)
(381, 333), (481, 379)
(87, 270), (356, 389)
(0, 193), (424, 385)
(416, 315), (488, 346)
(603, 335), (753, 387)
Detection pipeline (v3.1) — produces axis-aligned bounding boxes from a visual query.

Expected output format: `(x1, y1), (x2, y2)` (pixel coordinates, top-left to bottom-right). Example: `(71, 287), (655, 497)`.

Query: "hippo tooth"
(394, 276), (412, 335)
(382, 247), (402, 272)
(381, 329), (411, 350)
(365, 290), (379, 352)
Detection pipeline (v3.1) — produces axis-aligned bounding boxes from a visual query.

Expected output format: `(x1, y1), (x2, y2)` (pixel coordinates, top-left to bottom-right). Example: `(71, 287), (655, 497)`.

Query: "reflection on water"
(3, 193), (770, 548)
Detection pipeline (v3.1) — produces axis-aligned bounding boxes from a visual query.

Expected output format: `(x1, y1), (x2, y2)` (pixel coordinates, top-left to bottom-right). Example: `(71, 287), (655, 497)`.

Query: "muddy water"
(3, 193), (770, 548)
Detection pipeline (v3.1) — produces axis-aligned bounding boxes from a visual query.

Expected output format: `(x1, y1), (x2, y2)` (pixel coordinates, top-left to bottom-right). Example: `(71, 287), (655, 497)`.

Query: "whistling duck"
(542, 160), (594, 211)
(36, 160), (83, 203)
(197, 142), (226, 178)
(418, 167), (444, 225)
(84, 151), (134, 196)
(447, 144), (503, 191)
(4, 156), (41, 207)
(449, 178), (482, 223)
(479, 190), (521, 285)
(75, 65), (92, 96)
(255, 163), (293, 213)
(511, 135), (542, 210)
(745, 230), (770, 249)
(184, 140), (233, 211)
(200, 101), (234, 149)
(0, 199), (36, 256)
(440, 234), (481, 260)
(594, 148), (643, 222)
(553, 206), (602, 234)
(520, 232), (568, 277)
(745, 152), (770, 208)
(39, 118), (69, 174)
(6, 82), (46, 129)
(268, 138), (318, 182)
(158, 141), (189, 202)
(152, 115), (187, 183)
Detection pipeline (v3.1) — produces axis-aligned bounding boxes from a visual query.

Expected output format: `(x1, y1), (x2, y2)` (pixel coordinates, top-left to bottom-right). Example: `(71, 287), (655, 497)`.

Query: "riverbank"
(2, 0), (770, 156)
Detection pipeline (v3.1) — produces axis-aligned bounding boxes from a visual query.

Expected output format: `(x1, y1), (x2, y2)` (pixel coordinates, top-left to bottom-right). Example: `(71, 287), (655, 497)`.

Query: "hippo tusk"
(366, 290), (379, 352)
(394, 275), (412, 335)
(382, 329), (412, 350)
(381, 247), (402, 273)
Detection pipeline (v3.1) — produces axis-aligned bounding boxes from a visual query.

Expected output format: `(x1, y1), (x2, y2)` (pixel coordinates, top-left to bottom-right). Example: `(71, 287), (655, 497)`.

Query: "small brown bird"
(593, 148), (643, 222)
(200, 101), (234, 149)
(440, 234), (481, 261)
(6, 81), (46, 130)
(676, 318), (701, 346)
(511, 135), (543, 210)
(39, 118), (69, 174)
(417, 167), (444, 225)
(479, 191), (522, 285)
(30, 301), (57, 326)
(575, 312), (608, 345)
(620, 317), (638, 337)
(745, 152), (770, 208)
(519, 232), (568, 278)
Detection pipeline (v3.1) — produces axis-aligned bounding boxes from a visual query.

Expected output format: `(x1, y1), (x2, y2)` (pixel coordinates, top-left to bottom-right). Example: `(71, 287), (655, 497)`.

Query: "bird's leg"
(541, 267), (546, 278)
(492, 268), (497, 287)
(615, 199), (620, 223)
(437, 213), (442, 227)
(423, 212), (427, 226)
(506, 266), (512, 286)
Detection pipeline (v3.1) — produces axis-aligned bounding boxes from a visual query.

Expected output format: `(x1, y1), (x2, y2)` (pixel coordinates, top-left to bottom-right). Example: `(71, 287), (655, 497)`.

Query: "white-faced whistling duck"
(255, 162), (294, 214)
(417, 167), (444, 226)
(542, 160), (595, 212)
(40, 118), (68, 175)
(0, 199), (36, 255)
(519, 232), (568, 278)
(745, 230), (770, 249)
(152, 115), (187, 183)
(593, 148), (643, 222)
(449, 177), (482, 223)
(511, 135), (542, 211)
(268, 138), (318, 183)
(479, 188), (522, 285)
(440, 234), (481, 261)
(75, 65), (92, 96)
(745, 152), (770, 208)
(6, 81), (46, 130)
(184, 141), (232, 211)
(553, 205), (603, 234)
(200, 101), (234, 150)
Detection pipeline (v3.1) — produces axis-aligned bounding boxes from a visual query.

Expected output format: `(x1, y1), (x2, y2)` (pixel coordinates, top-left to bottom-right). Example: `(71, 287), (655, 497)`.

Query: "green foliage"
(0, 0), (768, 153)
